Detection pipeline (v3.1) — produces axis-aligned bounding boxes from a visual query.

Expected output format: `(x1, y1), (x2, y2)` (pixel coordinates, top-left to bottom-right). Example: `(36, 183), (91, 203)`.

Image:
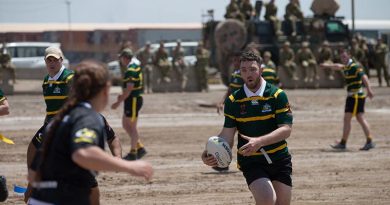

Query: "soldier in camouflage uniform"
(318, 41), (335, 80)
(154, 41), (171, 83)
(296, 41), (318, 82)
(374, 38), (389, 87)
(239, 0), (254, 21)
(359, 37), (370, 77)
(0, 44), (16, 84)
(137, 41), (154, 93)
(195, 41), (210, 92)
(225, 0), (245, 22)
(279, 41), (298, 80)
(172, 40), (188, 91)
(264, 0), (283, 36)
(284, 0), (304, 36)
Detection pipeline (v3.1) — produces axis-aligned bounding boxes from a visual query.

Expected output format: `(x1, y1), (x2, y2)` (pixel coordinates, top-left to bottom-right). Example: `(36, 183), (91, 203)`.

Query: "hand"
(367, 90), (374, 100)
(217, 102), (224, 115)
(238, 134), (263, 156)
(111, 102), (120, 110)
(201, 150), (218, 167)
(128, 160), (153, 182)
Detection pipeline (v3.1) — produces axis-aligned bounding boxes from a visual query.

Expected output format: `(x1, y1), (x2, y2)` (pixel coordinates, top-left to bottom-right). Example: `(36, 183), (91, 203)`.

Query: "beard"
(246, 77), (261, 90)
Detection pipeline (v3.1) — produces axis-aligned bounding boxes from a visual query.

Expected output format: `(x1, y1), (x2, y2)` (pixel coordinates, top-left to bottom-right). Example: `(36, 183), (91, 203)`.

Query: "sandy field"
(1, 80), (390, 205)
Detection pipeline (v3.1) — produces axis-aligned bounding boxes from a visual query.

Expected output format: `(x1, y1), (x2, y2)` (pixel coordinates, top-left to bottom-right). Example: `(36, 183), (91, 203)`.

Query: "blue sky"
(0, 0), (389, 23)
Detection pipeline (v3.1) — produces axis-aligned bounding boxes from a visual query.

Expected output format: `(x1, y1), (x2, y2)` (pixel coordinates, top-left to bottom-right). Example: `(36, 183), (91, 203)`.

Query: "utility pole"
(66, 0), (73, 49)
(351, 0), (355, 35)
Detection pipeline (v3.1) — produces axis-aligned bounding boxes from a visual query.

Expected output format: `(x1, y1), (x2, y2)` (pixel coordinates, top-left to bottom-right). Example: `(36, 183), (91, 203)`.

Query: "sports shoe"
(212, 166), (229, 172)
(360, 142), (375, 151)
(330, 143), (346, 150)
(123, 152), (137, 161)
(0, 175), (8, 202)
(137, 147), (147, 159)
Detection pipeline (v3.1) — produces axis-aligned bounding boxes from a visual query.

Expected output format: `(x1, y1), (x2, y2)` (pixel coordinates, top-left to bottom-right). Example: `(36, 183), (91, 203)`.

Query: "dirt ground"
(1, 80), (390, 205)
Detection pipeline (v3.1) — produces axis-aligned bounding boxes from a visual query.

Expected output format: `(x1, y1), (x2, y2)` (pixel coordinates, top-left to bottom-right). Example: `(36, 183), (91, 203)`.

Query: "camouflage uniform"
(137, 42), (154, 93)
(296, 42), (318, 82)
(284, 0), (304, 36)
(240, 0), (254, 21)
(0, 52), (16, 84)
(279, 42), (298, 80)
(318, 41), (334, 80)
(264, 0), (282, 36)
(374, 40), (390, 87)
(225, 0), (245, 22)
(154, 42), (171, 83)
(172, 41), (188, 91)
(195, 42), (210, 92)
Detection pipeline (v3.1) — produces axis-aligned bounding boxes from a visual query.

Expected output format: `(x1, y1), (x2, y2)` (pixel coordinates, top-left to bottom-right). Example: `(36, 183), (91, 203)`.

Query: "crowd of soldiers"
(260, 36), (390, 87)
(118, 40), (211, 93)
(225, 0), (304, 36)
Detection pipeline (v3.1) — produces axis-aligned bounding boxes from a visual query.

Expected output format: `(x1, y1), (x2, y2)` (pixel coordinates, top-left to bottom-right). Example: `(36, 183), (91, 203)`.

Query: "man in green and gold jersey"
(202, 51), (293, 204)
(262, 51), (280, 86)
(28, 46), (74, 150)
(217, 51), (244, 114)
(112, 48), (147, 161)
(321, 48), (375, 151)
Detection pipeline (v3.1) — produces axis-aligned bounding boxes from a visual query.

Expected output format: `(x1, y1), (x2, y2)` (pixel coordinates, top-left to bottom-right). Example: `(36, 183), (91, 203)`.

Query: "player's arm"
(362, 74), (374, 99)
(320, 62), (344, 71)
(72, 146), (152, 181)
(239, 124), (292, 156)
(111, 82), (133, 109)
(201, 127), (236, 167)
(217, 88), (232, 114)
(107, 137), (122, 158)
(0, 98), (9, 116)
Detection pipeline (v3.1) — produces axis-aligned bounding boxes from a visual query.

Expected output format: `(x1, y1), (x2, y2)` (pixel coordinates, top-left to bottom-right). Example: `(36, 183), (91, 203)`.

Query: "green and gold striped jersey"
(42, 68), (74, 120)
(262, 61), (279, 86)
(344, 59), (365, 96)
(0, 89), (6, 103)
(229, 69), (244, 93)
(224, 81), (293, 168)
(123, 63), (143, 97)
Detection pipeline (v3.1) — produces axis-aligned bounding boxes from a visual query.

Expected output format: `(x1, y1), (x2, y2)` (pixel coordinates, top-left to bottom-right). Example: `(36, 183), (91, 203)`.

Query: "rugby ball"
(206, 136), (232, 168)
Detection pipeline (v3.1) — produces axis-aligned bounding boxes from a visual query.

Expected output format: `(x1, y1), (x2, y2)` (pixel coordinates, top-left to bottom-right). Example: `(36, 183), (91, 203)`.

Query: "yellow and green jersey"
(224, 82), (293, 168)
(229, 69), (244, 93)
(262, 62), (279, 86)
(344, 59), (365, 97)
(0, 89), (6, 103)
(42, 68), (74, 120)
(123, 63), (143, 97)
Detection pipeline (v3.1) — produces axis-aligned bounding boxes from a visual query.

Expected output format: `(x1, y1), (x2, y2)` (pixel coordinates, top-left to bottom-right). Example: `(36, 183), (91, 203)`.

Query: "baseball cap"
(119, 48), (133, 58)
(45, 47), (63, 59)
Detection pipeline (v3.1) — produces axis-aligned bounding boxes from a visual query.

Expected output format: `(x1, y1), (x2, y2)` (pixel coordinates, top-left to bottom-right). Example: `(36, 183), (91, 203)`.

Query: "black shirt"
(31, 103), (107, 204)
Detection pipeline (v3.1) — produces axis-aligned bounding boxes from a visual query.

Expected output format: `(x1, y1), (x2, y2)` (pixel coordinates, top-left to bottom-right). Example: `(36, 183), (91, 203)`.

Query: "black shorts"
(241, 156), (292, 187)
(345, 96), (365, 114)
(124, 96), (143, 119)
(31, 123), (48, 149)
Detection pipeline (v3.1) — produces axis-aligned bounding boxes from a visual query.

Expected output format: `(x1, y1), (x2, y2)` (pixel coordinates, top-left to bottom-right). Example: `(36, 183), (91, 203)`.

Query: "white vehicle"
(1, 42), (70, 79)
(1, 42), (69, 70)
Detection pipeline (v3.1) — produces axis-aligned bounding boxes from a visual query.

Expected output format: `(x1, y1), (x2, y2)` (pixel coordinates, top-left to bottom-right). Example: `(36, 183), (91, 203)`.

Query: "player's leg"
(342, 112), (353, 142)
(249, 178), (276, 205)
(272, 181), (291, 205)
(123, 96), (145, 160)
(89, 186), (100, 205)
(353, 96), (374, 150)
